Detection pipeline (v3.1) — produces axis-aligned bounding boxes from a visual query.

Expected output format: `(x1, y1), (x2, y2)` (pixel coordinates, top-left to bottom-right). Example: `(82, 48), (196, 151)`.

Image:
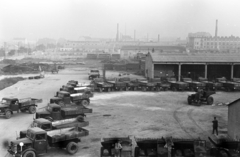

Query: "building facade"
(228, 98), (240, 140)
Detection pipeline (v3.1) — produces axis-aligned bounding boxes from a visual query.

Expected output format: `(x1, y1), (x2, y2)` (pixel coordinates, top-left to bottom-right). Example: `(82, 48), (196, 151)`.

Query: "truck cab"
(0, 97), (19, 112)
(8, 128), (48, 156)
(51, 91), (72, 106)
(36, 103), (62, 121)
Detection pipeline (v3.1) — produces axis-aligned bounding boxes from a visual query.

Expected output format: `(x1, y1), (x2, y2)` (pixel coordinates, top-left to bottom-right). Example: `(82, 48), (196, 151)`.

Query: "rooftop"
(150, 52), (240, 63)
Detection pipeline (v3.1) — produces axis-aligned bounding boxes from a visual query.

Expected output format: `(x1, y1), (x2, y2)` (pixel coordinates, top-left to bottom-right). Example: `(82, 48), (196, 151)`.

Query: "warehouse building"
(145, 52), (240, 80)
(228, 98), (240, 140)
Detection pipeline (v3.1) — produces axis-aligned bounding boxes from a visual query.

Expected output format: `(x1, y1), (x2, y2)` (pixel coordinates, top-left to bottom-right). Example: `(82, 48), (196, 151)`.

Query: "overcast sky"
(1, 0), (240, 41)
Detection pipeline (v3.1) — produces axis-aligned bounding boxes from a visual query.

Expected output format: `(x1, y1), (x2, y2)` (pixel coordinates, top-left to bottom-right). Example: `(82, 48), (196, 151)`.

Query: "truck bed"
(52, 118), (89, 129)
(19, 98), (42, 105)
(61, 107), (92, 116)
(47, 127), (89, 143)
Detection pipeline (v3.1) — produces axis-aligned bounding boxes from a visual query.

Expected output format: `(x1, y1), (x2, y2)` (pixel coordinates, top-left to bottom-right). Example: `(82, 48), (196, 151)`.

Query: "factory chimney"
(134, 30), (136, 41)
(116, 23), (119, 41)
(215, 19), (218, 37)
(158, 34), (160, 42)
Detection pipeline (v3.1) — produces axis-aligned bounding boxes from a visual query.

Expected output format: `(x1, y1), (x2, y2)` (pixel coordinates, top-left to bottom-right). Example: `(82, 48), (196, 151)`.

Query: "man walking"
(212, 117), (218, 135)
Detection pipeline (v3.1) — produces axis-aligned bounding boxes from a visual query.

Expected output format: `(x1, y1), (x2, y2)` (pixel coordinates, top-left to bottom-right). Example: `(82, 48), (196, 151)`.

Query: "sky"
(1, 0), (240, 41)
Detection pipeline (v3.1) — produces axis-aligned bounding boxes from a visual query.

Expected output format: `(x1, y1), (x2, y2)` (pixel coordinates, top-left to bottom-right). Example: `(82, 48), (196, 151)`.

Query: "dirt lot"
(1, 63), (240, 157)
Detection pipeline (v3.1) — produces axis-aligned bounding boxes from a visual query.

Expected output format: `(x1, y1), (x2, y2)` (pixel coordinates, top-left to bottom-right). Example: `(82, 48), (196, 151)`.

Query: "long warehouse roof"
(150, 52), (240, 63)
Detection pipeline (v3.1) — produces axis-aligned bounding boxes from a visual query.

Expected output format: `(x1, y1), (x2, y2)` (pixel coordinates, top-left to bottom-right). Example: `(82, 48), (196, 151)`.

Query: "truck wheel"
(172, 87), (177, 91)
(81, 100), (89, 107)
(28, 106), (36, 114)
(67, 142), (79, 154)
(22, 150), (36, 157)
(188, 97), (192, 105)
(5, 110), (11, 119)
(207, 96), (214, 105)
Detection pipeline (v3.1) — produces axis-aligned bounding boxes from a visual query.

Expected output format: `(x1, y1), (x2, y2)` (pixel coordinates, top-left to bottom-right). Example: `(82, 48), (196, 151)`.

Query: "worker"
(212, 117), (218, 136)
(114, 140), (122, 157)
(195, 88), (203, 103)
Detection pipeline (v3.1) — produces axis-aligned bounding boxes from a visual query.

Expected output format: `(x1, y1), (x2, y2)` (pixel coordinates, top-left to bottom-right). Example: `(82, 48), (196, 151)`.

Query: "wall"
(228, 101), (240, 139)
(154, 64), (178, 78)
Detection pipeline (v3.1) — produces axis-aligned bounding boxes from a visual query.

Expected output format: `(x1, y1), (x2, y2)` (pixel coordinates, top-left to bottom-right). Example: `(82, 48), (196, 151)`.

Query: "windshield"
(26, 130), (35, 140)
(1, 99), (11, 105)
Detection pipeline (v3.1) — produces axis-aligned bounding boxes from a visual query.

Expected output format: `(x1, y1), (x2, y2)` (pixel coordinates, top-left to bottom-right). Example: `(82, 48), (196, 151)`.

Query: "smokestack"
(158, 34), (160, 42)
(116, 23), (119, 41)
(215, 19), (218, 37)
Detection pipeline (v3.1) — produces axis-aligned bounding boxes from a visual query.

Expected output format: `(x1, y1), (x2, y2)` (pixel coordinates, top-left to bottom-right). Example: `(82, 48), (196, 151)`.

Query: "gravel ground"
(0, 65), (240, 157)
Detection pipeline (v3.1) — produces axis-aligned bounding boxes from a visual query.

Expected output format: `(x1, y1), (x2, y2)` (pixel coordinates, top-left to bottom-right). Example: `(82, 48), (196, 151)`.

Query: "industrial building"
(228, 98), (240, 140)
(145, 52), (240, 80)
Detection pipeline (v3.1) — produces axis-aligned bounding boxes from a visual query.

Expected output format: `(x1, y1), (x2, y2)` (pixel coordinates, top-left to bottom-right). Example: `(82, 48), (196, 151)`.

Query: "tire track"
(187, 108), (210, 139)
(173, 105), (194, 139)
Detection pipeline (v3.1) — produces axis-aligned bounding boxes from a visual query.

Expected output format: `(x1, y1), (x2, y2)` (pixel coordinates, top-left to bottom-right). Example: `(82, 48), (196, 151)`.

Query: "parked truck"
(88, 69), (100, 80)
(182, 78), (205, 91)
(216, 77), (240, 91)
(149, 78), (171, 91)
(91, 78), (113, 92)
(118, 77), (139, 91)
(19, 117), (89, 138)
(74, 87), (94, 97)
(60, 85), (75, 94)
(105, 78), (127, 91)
(167, 78), (189, 91)
(8, 126), (89, 156)
(0, 97), (42, 119)
(131, 78), (157, 91)
(198, 77), (222, 91)
(36, 103), (92, 121)
(50, 91), (90, 107)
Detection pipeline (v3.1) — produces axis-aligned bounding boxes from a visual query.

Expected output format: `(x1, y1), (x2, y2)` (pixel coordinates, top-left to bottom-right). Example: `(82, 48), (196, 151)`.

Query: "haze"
(1, 0), (240, 41)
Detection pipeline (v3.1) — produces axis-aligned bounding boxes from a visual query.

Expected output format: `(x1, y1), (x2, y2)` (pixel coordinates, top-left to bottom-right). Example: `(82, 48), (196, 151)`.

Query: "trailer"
(100, 137), (133, 157)
(91, 78), (113, 92)
(36, 103), (92, 121)
(0, 97), (42, 119)
(105, 78), (127, 91)
(216, 77), (240, 91)
(50, 91), (90, 106)
(182, 78), (205, 91)
(166, 78), (189, 91)
(8, 127), (89, 156)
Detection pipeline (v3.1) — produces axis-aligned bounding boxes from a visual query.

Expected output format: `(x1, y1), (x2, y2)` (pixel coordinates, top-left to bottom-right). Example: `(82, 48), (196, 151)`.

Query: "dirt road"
(0, 67), (239, 157)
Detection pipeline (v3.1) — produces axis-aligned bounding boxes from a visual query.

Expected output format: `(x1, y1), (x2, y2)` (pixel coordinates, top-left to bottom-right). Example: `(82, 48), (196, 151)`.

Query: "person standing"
(114, 140), (122, 157)
(212, 117), (218, 135)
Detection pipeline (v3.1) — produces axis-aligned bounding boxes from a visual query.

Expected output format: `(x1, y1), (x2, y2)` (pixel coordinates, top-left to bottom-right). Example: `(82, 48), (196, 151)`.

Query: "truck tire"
(28, 106), (36, 114)
(76, 115), (84, 122)
(22, 150), (36, 157)
(134, 147), (139, 157)
(5, 110), (11, 119)
(188, 97), (192, 105)
(207, 96), (214, 105)
(66, 142), (79, 154)
(81, 100), (89, 107)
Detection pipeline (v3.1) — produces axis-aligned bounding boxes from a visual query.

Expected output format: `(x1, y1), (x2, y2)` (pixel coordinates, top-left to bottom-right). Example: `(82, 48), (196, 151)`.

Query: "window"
(35, 133), (46, 140)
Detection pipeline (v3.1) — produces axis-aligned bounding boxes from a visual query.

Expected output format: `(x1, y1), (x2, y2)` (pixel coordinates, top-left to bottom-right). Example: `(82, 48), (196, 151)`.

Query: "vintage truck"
(88, 69), (100, 80)
(216, 77), (240, 91)
(0, 97), (42, 119)
(67, 80), (93, 89)
(131, 78), (157, 91)
(8, 127), (89, 156)
(188, 89), (215, 105)
(60, 85), (75, 94)
(19, 117), (89, 138)
(105, 78), (127, 91)
(74, 87), (94, 97)
(198, 77), (222, 91)
(118, 77), (139, 91)
(91, 78), (113, 92)
(51, 91), (90, 107)
(35, 103), (92, 121)
(67, 80), (79, 87)
(149, 78), (171, 91)
(100, 137), (133, 157)
(182, 78), (206, 91)
(166, 78), (189, 91)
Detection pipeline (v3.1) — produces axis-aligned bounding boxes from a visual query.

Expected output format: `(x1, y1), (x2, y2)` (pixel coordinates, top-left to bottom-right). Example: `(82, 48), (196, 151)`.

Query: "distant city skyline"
(1, 0), (240, 42)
